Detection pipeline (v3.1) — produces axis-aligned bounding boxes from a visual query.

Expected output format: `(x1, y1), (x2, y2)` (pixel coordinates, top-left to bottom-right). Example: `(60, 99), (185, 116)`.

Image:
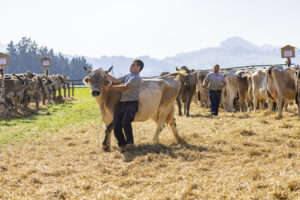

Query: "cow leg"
(284, 100), (288, 112)
(193, 92), (197, 104)
(67, 83), (70, 97)
(186, 99), (192, 117)
(102, 123), (113, 152)
(239, 98), (244, 112)
(58, 87), (62, 98)
(297, 102), (300, 117)
(253, 98), (258, 112)
(152, 122), (165, 144)
(72, 82), (75, 97)
(42, 88), (46, 105)
(63, 85), (67, 98)
(176, 97), (182, 116)
(276, 96), (284, 119)
(168, 118), (184, 144)
(35, 93), (39, 114)
(259, 100), (265, 110)
(183, 101), (187, 116)
(47, 88), (51, 104)
(52, 86), (56, 101)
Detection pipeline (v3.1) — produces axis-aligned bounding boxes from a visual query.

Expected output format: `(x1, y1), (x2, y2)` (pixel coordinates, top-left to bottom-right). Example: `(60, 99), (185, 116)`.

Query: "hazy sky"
(1, 0), (299, 59)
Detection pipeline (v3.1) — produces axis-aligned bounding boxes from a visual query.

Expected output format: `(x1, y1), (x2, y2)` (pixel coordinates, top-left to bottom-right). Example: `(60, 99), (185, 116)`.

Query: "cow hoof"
(178, 138), (187, 145)
(152, 139), (159, 144)
(102, 145), (111, 152)
(275, 115), (282, 120)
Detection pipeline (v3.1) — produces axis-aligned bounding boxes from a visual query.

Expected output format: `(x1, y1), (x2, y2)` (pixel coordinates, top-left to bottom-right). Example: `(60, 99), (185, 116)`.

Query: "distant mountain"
(85, 37), (299, 76)
(1, 37), (299, 77)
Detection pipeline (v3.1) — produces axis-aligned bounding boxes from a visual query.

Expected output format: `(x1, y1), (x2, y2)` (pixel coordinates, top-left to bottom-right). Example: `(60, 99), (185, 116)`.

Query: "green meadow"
(0, 88), (100, 146)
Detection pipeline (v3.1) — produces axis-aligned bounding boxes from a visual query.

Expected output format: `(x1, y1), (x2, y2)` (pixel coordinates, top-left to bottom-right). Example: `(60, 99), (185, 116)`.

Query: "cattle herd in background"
(1, 64), (299, 119)
(160, 65), (300, 119)
(0, 72), (74, 115)
(194, 65), (300, 118)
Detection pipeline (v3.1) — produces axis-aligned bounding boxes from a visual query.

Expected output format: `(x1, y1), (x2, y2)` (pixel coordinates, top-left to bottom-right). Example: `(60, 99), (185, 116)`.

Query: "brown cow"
(83, 67), (185, 151)
(267, 65), (299, 118)
(176, 66), (196, 117)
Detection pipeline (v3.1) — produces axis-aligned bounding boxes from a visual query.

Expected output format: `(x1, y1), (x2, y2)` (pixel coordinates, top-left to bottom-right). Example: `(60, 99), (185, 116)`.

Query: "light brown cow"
(295, 68), (300, 117)
(267, 65), (299, 118)
(83, 67), (185, 151)
(196, 71), (210, 108)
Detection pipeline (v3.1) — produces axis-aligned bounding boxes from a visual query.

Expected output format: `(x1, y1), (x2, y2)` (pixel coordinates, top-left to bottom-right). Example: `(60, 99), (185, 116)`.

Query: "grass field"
(0, 88), (300, 199)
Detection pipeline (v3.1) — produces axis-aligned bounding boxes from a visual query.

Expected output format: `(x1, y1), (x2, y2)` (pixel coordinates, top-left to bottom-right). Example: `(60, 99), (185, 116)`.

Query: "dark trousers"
(209, 90), (221, 116)
(113, 101), (138, 147)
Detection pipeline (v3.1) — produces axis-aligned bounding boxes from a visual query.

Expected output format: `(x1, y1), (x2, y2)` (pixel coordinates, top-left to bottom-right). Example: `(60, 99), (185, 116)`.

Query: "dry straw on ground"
(0, 103), (300, 199)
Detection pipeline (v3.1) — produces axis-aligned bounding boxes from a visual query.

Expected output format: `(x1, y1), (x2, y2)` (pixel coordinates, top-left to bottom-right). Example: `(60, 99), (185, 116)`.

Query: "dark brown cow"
(176, 66), (196, 117)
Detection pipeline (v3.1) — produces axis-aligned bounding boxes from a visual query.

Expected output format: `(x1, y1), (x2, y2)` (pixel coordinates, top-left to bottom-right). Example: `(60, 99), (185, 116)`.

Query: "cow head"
(83, 66), (112, 97)
(176, 66), (195, 86)
(197, 71), (209, 83)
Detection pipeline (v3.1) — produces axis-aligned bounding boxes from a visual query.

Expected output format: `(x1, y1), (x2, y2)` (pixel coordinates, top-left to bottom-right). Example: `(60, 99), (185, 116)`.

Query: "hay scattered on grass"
(0, 97), (300, 199)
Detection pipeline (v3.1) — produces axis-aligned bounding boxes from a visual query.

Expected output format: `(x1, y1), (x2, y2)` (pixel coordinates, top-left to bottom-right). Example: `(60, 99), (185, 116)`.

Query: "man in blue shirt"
(104, 59), (143, 148)
(203, 64), (227, 116)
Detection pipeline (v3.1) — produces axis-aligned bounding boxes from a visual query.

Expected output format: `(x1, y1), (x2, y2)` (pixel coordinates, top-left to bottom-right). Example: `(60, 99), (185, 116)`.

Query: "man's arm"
(202, 74), (209, 88)
(222, 75), (227, 89)
(105, 73), (123, 85)
(104, 84), (131, 92)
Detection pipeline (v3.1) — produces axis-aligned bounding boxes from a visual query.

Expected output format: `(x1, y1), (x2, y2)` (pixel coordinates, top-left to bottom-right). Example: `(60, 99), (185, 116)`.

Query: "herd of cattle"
(82, 65), (299, 151)
(173, 65), (300, 119)
(0, 72), (73, 115)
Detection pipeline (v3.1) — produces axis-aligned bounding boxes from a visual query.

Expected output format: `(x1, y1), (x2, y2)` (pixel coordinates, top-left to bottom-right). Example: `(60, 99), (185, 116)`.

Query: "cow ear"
(83, 76), (90, 85)
(104, 76), (112, 86)
(176, 67), (179, 71)
(190, 69), (195, 73)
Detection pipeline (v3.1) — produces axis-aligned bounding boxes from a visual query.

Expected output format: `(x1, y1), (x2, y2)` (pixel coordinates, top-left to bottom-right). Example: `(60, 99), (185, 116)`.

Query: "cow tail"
(266, 67), (276, 101)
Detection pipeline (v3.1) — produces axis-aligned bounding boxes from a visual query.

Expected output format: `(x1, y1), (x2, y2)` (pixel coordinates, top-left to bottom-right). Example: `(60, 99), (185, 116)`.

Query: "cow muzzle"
(92, 90), (101, 97)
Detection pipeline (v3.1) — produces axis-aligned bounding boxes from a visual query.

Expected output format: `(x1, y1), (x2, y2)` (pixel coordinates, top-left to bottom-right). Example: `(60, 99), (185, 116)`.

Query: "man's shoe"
(120, 143), (135, 152)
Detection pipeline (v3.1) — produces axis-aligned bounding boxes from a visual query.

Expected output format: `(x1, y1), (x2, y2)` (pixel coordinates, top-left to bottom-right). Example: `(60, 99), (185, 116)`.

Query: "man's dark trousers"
(113, 101), (138, 147)
(209, 90), (221, 116)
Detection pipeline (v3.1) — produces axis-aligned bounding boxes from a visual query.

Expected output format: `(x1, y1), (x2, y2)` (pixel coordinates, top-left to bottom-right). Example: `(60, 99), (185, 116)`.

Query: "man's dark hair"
(134, 59), (144, 72)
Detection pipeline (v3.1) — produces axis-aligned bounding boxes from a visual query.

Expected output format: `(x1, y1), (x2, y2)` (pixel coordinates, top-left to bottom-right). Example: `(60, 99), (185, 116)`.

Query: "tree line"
(5, 37), (92, 80)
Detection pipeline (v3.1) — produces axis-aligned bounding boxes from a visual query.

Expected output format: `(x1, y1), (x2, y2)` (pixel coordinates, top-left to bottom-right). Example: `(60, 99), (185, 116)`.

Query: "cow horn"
(105, 66), (113, 74)
(83, 66), (91, 73)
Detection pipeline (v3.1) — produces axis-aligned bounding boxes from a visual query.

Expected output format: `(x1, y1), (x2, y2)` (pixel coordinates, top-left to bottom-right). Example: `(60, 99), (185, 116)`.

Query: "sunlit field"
(0, 88), (299, 199)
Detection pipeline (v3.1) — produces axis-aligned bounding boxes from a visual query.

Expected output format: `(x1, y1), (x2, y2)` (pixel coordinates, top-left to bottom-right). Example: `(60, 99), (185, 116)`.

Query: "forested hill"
(4, 37), (92, 80)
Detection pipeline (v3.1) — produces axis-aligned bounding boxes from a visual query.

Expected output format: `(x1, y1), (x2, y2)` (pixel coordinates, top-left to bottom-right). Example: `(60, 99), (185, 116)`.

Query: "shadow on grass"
(189, 114), (215, 118)
(119, 143), (209, 162)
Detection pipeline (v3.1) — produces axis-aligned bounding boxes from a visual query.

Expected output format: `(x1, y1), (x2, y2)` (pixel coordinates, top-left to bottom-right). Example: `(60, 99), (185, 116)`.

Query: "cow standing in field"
(244, 69), (273, 112)
(236, 71), (250, 112)
(223, 70), (238, 112)
(176, 66), (196, 117)
(267, 65), (300, 118)
(196, 71), (210, 108)
(83, 66), (185, 151)
(1, 75), (30, 111)
(294, 68), (300, 117)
